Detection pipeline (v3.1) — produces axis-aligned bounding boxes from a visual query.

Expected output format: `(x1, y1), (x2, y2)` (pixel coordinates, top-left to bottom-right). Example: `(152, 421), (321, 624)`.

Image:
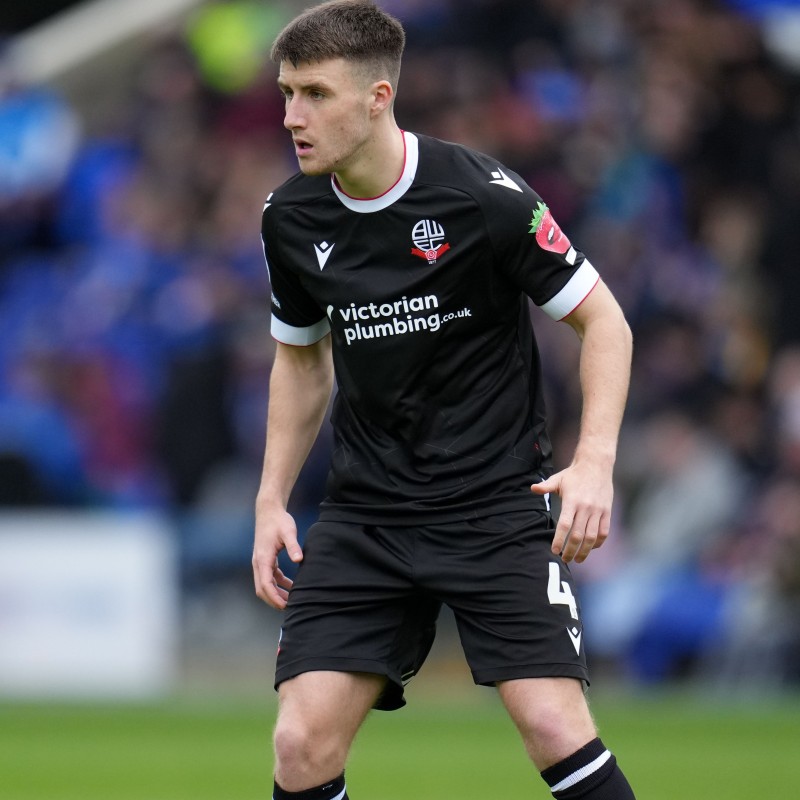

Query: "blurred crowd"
(2, 0), (800, 688)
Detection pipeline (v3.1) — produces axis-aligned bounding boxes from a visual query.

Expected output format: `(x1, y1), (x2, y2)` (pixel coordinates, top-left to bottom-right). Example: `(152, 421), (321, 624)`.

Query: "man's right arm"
(253, 336), (334, 608)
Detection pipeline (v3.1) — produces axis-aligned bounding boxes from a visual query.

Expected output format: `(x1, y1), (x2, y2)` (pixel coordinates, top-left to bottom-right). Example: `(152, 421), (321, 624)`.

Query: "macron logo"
(490, 169), (523, 193)
(567, 626), (582, 655)
(314, 241), (335, 270)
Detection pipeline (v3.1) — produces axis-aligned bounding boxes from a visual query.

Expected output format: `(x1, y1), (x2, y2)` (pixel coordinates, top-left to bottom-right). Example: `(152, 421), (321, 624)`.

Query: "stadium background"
(1, 1), (800, 797)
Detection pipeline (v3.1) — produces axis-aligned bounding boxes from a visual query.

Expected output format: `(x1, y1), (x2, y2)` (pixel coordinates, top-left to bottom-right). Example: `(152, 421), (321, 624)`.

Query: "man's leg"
(273, 671), (386, 798)
(498, 677), (636, 799)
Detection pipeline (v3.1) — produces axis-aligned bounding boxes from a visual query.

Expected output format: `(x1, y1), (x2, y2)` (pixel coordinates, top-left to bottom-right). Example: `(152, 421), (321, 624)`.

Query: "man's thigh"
(277, 670), (387, 734)
(274, 671), (386, 790)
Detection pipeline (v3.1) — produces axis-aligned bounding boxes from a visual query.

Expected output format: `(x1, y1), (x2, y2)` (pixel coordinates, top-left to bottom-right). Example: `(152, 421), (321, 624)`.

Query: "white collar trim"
(331, 131), (418, 213)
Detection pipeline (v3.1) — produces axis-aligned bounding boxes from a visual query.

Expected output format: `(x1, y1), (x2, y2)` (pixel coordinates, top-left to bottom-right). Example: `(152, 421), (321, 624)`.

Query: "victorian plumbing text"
(327, 294), (472, 346)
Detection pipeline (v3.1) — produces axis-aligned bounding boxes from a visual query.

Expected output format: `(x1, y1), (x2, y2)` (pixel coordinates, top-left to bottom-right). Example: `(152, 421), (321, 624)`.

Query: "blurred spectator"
(714, 477), (800, 689)
(0, 46), (80, 249)
(580, 409), (748, 681)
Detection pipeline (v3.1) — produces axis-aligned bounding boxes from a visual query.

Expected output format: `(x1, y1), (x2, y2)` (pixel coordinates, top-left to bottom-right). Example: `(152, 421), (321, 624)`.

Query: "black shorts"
(274, 510), (588, 710)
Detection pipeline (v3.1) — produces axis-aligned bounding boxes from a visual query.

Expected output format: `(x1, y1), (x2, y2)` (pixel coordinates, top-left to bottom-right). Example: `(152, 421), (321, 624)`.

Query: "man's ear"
(370, 80), (394, 116)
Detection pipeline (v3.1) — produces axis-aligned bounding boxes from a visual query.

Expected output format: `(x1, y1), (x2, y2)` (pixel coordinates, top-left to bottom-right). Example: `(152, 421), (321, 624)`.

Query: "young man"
(254, 2), (636, 799)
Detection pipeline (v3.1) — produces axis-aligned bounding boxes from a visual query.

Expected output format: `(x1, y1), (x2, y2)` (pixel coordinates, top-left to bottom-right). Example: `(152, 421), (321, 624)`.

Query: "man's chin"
(297, 158), (328, 176)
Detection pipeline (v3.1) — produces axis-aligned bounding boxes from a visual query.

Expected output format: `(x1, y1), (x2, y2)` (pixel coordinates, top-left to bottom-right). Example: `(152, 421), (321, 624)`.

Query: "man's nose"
(284, 97), (305, 130)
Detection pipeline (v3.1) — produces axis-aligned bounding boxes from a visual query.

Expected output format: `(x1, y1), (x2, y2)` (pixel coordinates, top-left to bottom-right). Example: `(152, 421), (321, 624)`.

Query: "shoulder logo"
(314, 241), (335, 270)
(263, 192), (274, 211)
(411, 219), (450, 264)
(529, 201), (571, 255)
(490, 168), (523, 193)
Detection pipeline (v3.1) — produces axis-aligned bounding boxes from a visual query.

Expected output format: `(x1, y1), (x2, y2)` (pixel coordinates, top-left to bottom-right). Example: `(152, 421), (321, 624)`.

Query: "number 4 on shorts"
(547, 562), (578, 620)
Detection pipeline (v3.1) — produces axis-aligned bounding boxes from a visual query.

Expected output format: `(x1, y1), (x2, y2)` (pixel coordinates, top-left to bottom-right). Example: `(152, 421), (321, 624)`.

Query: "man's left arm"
(531, 279), (633, 563)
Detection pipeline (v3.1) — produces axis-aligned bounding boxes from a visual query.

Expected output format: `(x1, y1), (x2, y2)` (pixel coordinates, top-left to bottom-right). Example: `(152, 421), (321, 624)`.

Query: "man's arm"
(531, 280), (632, 563)
(253, 336), (334, 608)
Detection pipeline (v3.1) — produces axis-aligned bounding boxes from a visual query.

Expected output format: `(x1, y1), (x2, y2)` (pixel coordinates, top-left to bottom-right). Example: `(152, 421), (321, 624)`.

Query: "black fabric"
(541, 738), (607, 787)
(541, 739), (636, 799)
(275, 513), (588, 710)
(273, 772), (347, 800)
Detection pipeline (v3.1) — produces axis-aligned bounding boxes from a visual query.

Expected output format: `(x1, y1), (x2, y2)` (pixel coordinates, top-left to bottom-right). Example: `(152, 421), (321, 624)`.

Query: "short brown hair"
(271, 1), (406, 89)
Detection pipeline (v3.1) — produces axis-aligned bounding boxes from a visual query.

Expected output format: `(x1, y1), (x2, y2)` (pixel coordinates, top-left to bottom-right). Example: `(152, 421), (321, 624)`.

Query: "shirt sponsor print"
(327, 294), (471, 346)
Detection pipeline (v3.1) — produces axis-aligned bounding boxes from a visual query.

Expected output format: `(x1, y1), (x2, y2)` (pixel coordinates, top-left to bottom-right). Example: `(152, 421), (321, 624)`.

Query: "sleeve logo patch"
(529, 202), (571, 255)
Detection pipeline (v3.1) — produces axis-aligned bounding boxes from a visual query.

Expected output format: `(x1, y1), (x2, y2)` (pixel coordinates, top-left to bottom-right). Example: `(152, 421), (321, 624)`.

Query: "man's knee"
(498, 677), (597, 769)
(273, 714), (347, 779)
(273, 687), (352, 779)
(273, 671), (385, 790)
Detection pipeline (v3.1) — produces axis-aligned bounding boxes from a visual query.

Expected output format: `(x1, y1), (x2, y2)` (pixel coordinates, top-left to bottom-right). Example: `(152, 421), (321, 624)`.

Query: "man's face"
(278, 58), (375, 177)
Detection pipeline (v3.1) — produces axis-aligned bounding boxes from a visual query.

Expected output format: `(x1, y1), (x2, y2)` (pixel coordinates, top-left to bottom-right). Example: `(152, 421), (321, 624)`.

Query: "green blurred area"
(4, 686), (800, 799)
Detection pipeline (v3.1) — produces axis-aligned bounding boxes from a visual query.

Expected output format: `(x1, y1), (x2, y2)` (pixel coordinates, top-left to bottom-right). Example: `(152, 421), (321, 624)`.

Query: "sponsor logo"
(327, 294), (471, 346)
(314, 241), (335, 270)
(411, 219), (450, 264)
(529, 202), (571, 254)
(567, 626), (582, 655)
(489, 168), (523, 192)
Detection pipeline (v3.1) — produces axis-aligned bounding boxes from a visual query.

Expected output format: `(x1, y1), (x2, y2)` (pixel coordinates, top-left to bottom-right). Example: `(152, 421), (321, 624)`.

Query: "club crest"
(411, 219), (451, 264)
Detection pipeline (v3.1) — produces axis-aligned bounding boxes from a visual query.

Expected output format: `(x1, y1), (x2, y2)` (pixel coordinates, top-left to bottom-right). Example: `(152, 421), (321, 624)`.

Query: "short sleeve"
(262, 213), (330, 346)
(482, 164), (599, 320)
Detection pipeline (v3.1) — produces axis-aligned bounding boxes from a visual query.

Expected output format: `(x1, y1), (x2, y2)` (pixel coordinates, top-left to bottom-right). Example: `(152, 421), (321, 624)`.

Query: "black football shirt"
(262, 132), (599, 524)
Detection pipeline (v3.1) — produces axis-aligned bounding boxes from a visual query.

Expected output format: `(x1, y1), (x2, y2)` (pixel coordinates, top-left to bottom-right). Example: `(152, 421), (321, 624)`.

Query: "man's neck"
(334, 124), (405, 199)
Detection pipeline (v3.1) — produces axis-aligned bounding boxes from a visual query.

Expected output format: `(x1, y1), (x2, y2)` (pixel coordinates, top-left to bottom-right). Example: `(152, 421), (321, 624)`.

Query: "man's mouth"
(294, 139), (313, 155)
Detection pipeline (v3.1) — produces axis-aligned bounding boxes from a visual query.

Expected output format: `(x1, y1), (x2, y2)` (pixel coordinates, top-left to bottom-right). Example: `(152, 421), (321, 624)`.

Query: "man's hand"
(252, 337), (332, 608)
(531, 460), (613, 563)
(535, 279), (630, 564)
(252, 506), (304, 609)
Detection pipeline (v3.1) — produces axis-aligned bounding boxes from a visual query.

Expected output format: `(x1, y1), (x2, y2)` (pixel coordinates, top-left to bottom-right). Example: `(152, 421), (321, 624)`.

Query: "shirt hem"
(318, 493), (548, 526)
